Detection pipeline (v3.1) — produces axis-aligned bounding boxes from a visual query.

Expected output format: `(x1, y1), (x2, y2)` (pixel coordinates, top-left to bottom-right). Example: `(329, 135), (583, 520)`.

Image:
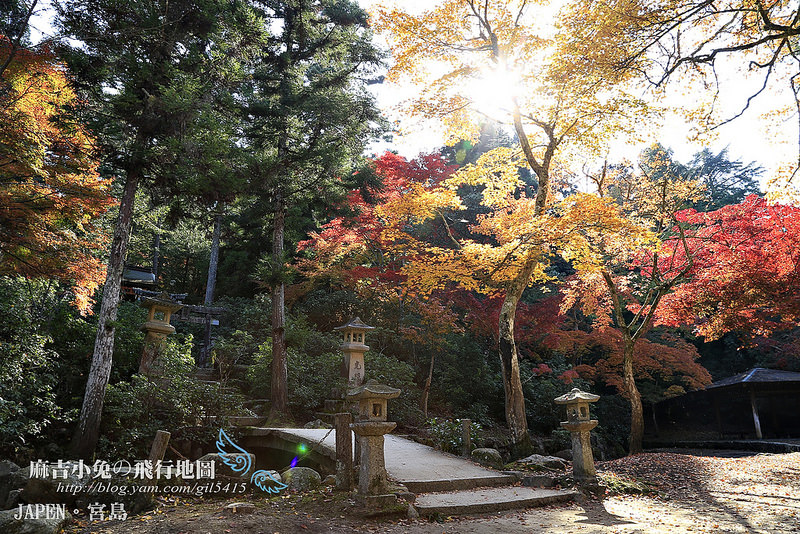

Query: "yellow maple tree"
(373, 0), (655, 450)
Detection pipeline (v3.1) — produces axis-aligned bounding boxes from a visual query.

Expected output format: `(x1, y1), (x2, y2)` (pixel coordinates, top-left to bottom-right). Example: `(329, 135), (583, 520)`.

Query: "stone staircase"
(381, 435), (577, 516)
(413, 486), (577, 517)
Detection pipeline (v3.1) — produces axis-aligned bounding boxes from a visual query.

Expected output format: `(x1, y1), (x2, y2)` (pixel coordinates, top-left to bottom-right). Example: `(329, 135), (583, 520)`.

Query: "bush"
(0, 277), (65, 456)
(425, 417), (482, 454)
(246, 342), (345, 418)
(364, 351), (422, 425)
(100, 335), (246, 459)
(521, 355), (592, 433)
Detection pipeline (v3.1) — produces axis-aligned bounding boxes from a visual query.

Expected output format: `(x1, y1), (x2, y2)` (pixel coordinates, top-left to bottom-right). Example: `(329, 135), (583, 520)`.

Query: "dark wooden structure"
(648, 368), (800, 440)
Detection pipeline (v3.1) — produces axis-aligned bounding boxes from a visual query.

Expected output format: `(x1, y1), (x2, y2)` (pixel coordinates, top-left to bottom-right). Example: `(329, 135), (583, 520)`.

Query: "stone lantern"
(334, 317), (374, 387)
(347, 380), (400, 500)
(554, 388), (600, 484)
(139, 292), (183, 376)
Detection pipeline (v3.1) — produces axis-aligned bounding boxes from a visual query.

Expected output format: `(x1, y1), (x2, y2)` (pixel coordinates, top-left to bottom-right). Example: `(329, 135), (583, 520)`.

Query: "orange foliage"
(0, 37), (113, 313)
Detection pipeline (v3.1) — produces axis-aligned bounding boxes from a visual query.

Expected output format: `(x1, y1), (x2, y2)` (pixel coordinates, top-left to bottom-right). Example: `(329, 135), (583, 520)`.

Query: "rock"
(223, 502), (255, 514)
(20, 463), (88, 507)
(302, 419), (331, 429)
(4, 489), (21, 510)
(554, 449), (573, 461)
(0, 507), (71, 534)
(281, 467), (321, 492)
(196, 453), (256, 479)
(322, 475), (336, 486)
(518, 454), (567, 471)
(0, 461), (21, 510)
(407, 503), (420, 519)
(471, 448), (504, 469)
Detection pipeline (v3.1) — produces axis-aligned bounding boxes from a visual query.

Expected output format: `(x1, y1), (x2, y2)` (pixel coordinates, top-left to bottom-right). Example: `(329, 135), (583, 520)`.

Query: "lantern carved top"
(554, 388), (599, 405)
(555, 388), (599, 424)
(347, 379), (401, 400)
(140, 292), (183, 336)
(347, 379), (401, 422)
(334, 317), (374, 347)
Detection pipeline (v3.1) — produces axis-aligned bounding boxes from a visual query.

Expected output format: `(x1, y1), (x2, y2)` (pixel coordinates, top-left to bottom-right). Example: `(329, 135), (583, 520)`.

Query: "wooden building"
(648, 368), (800, 440)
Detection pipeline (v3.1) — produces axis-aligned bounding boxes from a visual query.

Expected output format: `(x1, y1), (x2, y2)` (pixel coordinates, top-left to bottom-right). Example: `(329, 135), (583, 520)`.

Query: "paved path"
(245, 428), (514, 491)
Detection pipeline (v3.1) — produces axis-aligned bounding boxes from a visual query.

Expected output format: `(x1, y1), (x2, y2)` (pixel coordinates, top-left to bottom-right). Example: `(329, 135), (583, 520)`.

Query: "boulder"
(554, 449), (573, 461)
(0, 507), (71, 534)
(4, 490), (21, 510)
(0, 461), (21, 510)
(223, 502), (255, 514)
(471, 448), (503, 469)
(196, 453), (256, 479)
(281, 467), (321, 492)
(302, 419), (331, 429)
(20, 463), (88, 507)
(518, 454), (567, 471)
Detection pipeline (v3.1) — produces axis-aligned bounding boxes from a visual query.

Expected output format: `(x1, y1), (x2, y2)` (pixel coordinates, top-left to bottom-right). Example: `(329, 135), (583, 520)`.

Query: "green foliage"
(425, 417), (482, 454)
(0, 277), (65, 454)
(521, 356), (592, 433)
(246, 342), (344, 419)
(110, 301), (147, 381)
(428, 333), (504, 426)
(100, 335), (246, 459)
(364, 351), (422, 425)
(212, 329), (255, 381)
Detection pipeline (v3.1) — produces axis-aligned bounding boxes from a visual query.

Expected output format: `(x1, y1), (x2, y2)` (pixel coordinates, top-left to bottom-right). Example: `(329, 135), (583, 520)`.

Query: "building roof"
(706, 367), (800, 390)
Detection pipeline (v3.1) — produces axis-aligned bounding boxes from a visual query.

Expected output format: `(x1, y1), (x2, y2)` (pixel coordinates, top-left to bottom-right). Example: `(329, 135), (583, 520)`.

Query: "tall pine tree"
(240, 0), (384, 418)
(56, 0), (254, 457)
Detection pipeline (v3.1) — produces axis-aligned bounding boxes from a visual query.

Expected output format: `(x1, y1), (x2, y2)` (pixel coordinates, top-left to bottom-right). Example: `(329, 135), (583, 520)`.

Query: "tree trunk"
(270, 189), (288, 419)
(420, 351), (435, 420)
(204, 211), (222, 306)
(152, 228), (160, 280)
(497, 259), (537, 454)
(202, 211), (222, 366)
(71, 169), (141, 459)
(622, 338), (644, 454)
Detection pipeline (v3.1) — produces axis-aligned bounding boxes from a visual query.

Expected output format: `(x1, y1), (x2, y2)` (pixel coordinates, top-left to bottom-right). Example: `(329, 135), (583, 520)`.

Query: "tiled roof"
(706, 367), (800, 389)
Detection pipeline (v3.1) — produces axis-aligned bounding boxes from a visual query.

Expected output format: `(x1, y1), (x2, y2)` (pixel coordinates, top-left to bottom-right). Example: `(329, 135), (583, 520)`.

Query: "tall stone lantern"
(554, 388), (600, 485)
(347, 380), (400, 501)
(334, 317), (374, 387)
(139, 293), (183, 376)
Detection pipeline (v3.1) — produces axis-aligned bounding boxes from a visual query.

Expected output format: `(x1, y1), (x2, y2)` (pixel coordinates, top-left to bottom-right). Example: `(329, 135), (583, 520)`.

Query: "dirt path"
(64, 451), (800, 534)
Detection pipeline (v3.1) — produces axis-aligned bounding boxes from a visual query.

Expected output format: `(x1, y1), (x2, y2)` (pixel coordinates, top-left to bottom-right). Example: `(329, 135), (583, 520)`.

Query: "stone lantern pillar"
(554, 388), (600, 485)
(139, 292), (183, 376)
(334, 317), (374, 387)
(347, 380), (400, 501)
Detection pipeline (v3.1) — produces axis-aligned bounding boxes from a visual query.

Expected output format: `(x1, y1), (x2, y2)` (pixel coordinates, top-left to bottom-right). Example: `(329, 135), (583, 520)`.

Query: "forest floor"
(64, 450), (800, 534)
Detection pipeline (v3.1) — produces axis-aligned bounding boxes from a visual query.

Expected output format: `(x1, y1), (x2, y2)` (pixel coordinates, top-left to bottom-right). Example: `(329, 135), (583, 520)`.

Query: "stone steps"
(413, 486), (578, 517)
(401, 474), (518, 494)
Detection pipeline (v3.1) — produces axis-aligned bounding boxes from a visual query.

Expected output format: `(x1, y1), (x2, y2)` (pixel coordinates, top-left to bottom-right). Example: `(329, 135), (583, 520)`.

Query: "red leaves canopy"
(657, 195), (800, 339)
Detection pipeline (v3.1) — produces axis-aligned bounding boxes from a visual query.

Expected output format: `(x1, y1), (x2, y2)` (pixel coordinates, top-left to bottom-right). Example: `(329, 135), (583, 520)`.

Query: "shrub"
(100, 335), (246, 459)
(425, 417), (482, 454)
(364, 351), (422, 425)
(0, 277), (65, 456)
(246, 341), (345, 418)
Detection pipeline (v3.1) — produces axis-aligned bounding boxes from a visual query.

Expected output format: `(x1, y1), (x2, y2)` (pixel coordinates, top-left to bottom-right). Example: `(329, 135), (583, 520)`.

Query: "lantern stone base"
(351, 421), (396, 496)
(560, 420), (598, 484)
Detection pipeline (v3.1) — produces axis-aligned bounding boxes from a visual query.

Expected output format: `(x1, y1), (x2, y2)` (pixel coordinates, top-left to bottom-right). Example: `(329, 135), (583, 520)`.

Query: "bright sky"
(360, 0), (796, 193)
(28, 0), (796, 191)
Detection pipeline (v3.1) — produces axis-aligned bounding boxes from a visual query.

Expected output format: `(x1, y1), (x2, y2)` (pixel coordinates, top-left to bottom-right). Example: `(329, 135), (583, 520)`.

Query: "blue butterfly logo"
(216, 429), (288, 494)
